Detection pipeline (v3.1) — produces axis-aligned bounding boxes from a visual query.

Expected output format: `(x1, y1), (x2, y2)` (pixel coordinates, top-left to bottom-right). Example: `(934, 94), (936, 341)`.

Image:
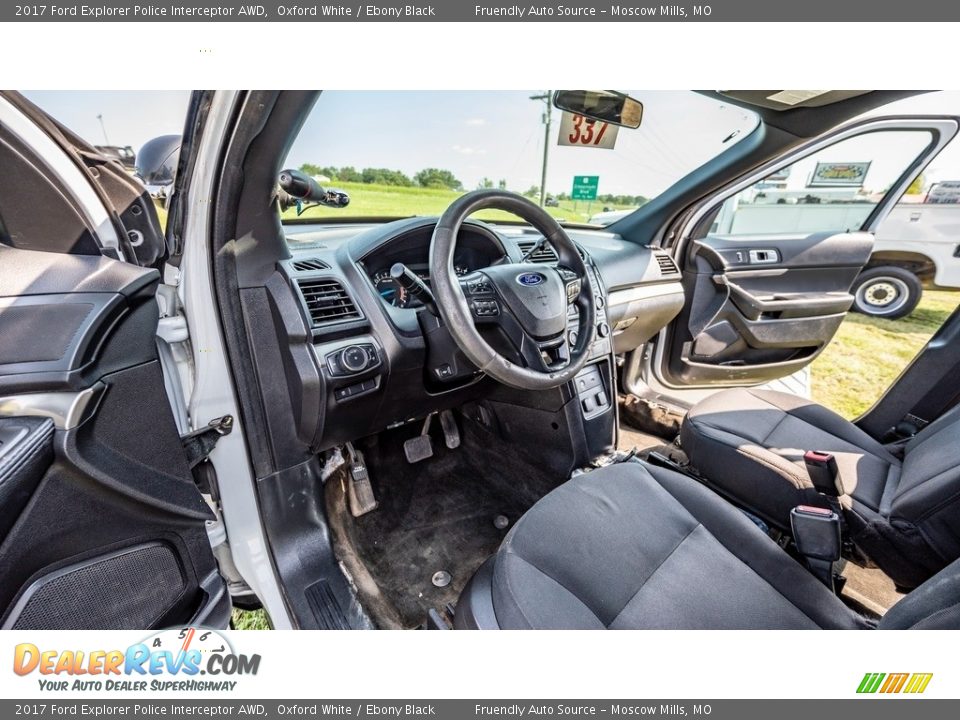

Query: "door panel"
(0, 417), (53, 541)
(657, 117), (959, 390)
(664, 231), (872, 385)
(0, 245), (229, 629)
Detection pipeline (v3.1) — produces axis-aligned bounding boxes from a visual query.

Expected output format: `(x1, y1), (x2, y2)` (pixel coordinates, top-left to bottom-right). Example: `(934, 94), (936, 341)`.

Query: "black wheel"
(851, 266), (922, 319)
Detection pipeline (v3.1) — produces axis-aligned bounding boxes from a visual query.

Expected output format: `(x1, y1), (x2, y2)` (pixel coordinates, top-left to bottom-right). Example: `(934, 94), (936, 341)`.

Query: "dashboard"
(277, 216), (685, 452)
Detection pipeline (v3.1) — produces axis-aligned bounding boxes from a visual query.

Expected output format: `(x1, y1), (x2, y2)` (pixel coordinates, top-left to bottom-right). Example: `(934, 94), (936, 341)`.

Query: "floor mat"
(327, 417), (564, 629)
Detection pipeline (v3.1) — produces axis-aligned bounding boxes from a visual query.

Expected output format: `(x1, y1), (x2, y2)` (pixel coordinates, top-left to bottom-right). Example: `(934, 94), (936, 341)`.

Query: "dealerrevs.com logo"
(857, 673), (933, 694)
(13, 627), (261, 693)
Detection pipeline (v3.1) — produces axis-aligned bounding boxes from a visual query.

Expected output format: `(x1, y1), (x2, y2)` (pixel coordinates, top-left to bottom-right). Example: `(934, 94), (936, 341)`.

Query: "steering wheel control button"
(467, 278), (493, 295)
(472, 300), (500, 317)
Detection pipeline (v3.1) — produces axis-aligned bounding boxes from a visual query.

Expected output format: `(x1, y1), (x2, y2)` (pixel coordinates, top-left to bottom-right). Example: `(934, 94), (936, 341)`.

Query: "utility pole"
(530, 91), (552, 207)
(96, 114), (110, 145)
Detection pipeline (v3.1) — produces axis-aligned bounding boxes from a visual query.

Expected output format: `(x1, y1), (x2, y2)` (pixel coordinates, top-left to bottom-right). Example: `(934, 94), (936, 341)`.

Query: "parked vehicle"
(860, 201), (960, 317)
(2, 90), (960, 631)
(95, 143), (136, 170)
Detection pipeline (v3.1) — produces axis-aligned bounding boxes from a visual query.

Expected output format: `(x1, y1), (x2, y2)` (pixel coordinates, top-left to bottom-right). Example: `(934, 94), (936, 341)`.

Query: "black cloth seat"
(681, 388), (960, 589)
(454, 462), (960, 630)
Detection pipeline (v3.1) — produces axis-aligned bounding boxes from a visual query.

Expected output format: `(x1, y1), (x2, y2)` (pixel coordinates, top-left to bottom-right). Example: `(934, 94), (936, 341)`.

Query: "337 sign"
(558, 112), (619, 150)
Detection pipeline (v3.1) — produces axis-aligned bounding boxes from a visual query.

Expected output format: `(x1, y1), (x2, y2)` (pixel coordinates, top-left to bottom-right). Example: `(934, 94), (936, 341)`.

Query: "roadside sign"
(808, 161), (871, 187)
(558, 112), (619, 150)
(571, 175), (599, 200)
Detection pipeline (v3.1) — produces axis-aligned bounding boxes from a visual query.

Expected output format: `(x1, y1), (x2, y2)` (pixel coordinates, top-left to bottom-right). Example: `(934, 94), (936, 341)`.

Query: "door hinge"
(181, 415), (234, 469)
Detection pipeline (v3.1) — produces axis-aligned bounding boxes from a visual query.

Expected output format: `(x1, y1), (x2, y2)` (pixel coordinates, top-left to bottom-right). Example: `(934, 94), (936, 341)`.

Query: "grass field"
(230, 279), (958, 629)
(281, 181), (631, 225)
(810, 289), (959, 418)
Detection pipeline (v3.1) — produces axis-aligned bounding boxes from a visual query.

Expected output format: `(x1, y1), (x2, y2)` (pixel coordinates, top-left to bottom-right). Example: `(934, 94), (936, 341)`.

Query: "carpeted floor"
(327, 412), (566, 629)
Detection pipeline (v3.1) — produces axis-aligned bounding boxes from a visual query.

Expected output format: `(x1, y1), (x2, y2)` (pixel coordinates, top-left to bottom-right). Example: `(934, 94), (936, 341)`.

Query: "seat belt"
(181, 415), (234, 469)
(800, 450), (852, 587)
(790, 505), (841, 592)
(893, 381), (960, 439)
(803, 450), (843, 497)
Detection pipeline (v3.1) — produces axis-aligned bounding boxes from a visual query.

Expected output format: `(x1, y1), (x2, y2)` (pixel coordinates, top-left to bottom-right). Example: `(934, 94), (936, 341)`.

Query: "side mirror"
(552, 90), (643, 129)
(135, 134), (181, 198)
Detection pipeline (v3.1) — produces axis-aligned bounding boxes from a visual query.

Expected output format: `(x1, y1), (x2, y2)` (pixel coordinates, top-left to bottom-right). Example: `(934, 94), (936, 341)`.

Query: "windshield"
(282, 91), (759, 227)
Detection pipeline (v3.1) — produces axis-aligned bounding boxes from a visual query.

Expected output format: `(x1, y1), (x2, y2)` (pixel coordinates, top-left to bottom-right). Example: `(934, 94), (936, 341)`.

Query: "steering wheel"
(429, 190), (596, 390)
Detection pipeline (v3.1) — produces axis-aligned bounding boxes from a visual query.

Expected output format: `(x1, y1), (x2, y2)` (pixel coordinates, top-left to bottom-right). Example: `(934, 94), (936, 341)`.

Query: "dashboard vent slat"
(296, 278), (361, 326)
(655, 253), (680, 275)
(517, 240), (559, 264)
(292, 258), (331, 272)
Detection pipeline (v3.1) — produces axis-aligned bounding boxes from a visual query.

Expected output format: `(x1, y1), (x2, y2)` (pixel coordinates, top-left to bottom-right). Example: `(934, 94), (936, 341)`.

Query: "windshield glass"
(283, 91), (759, 227)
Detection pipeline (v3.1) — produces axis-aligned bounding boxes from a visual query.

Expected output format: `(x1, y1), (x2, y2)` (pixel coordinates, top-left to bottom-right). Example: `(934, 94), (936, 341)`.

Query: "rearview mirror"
(552, 90), (643, 129)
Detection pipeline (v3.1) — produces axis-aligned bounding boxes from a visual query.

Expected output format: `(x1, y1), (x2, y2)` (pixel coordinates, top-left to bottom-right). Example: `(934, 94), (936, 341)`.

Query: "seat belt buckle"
(790, 505), (841, 592)
(803, 450), (842, 496)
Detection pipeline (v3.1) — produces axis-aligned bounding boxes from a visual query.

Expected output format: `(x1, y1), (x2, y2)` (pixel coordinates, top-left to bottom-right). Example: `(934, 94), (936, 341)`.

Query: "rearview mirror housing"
(552, 90), (643, 129)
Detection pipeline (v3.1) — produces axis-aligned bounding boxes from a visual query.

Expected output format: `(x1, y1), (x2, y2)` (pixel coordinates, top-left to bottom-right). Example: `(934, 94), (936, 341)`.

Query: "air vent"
(291, 258), (331, 272)
(655, 253), (680, 275)
(296, 278), (361, 326)
(517, 239), (560, 264)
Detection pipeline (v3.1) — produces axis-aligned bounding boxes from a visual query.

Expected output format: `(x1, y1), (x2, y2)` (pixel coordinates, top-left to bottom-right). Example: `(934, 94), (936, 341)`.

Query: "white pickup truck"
(862, 202), (960, 317)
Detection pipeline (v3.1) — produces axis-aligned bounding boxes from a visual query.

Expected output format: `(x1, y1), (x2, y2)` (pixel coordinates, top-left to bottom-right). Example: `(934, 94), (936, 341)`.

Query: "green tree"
(361, 167), (413, 186)
(336, 166), (363, 183)
(498, 179), (507, 190)
(905, 173), (926, 195)
(299, 163), (323, 177)
(414, 168), (463, 190)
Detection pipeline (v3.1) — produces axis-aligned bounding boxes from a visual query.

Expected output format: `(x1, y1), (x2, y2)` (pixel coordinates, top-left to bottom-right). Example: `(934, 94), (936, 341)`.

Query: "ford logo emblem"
(516, 272), (545, 287)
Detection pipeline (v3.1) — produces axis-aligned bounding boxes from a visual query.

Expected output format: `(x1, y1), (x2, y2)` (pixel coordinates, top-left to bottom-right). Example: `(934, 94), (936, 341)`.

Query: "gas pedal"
(439, 409), (461, 450)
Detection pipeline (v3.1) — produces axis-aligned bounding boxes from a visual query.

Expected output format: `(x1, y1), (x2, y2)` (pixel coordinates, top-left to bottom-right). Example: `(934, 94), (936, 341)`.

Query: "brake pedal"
(345, 443), (377, 517)
(404, 415), (435, 463)
(439, 410), (460, 450)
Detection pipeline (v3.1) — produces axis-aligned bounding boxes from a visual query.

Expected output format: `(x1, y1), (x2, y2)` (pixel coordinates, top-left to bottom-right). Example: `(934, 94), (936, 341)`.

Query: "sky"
(21, 90), (960, 201)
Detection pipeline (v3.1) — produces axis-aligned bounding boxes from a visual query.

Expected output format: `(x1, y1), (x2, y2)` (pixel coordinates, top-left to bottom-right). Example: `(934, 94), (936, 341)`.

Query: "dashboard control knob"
(340, 345), (370, 373)
(568, 330), (579, 346)
(596, 322), (610, 338)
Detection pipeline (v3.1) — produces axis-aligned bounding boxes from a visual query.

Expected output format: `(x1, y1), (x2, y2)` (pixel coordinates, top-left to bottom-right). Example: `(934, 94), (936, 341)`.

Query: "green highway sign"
(571, 175), (599, 200)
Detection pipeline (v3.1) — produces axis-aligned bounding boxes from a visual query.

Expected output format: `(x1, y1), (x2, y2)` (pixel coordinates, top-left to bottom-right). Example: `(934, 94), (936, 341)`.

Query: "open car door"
(655, 116), (959, 391)
(0, 92), (230, 629)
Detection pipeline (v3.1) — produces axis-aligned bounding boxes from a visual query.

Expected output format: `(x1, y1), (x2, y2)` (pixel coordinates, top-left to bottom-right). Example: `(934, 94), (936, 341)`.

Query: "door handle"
(748, 249), (780, 264)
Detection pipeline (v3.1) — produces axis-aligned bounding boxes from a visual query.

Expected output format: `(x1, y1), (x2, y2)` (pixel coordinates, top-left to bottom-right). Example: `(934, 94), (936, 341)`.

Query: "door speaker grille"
(8, 543), (186, 630)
